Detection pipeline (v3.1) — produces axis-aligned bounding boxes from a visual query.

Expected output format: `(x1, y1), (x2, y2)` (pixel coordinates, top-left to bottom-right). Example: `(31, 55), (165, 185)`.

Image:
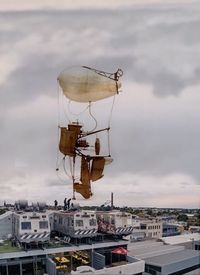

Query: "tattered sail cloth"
(59, 127), (77, 156)
(90, 157), (105, 181)
(74, 157), (92, 199)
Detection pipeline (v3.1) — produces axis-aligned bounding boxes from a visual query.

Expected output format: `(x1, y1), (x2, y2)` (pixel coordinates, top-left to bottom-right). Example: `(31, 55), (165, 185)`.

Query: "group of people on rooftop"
(54, 198), (71, 210)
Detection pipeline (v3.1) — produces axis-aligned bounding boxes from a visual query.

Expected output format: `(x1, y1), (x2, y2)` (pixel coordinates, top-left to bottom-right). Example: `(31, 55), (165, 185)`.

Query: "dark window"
(141, 224), (146, 230)
(39, 221), (48, 229)
(76, 220), (83, 227)
(89, 218), (97, 226)
(21, 222), (31, 230)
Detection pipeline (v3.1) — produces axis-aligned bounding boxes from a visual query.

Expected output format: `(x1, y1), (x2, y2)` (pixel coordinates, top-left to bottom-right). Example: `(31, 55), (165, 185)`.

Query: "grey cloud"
(108, 113), (200, 182)
(1, 5), (200, 206)
(1, 7), (200, 106)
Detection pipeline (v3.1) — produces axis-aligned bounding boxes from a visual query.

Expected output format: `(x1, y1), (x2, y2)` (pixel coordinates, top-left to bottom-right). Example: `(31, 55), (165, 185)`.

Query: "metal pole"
(6, 263), (9, 275)
(111, 192), (113, 210)
(20, 262), (23, 275)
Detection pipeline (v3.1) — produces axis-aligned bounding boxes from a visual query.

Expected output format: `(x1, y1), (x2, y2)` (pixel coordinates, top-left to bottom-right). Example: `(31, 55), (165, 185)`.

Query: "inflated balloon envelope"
(57, 66), (122, 103)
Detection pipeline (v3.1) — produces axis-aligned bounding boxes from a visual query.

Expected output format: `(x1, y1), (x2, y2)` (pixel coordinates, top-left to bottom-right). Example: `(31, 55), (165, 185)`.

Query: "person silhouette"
(67, 198), (71, 210)
(64, 198), (67, 210)
(54, 200), (58, 209)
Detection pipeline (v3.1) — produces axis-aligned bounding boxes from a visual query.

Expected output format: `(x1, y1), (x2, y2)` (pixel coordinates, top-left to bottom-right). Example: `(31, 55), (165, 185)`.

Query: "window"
(111, 218), (115, 225)
(141, 225), (146, 230)
(89, 218), (97, 226)
(39, 221), (48, 229)
(76, 220), (83, 227)
(21, 222), (31, 230)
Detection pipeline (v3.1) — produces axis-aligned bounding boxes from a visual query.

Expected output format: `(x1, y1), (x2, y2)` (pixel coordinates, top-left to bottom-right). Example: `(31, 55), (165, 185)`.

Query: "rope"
(88, 102), (97, 132)
(72, 157), (76, 199)
(107, 128), (111, 157)
(63, 157), (72, 179)
(61, 92), (71, 124)
(82, 66), (123, 81)
(68, 100), (89, 116)
(56, 84), (61, 172)
(108, 95), (115, 129)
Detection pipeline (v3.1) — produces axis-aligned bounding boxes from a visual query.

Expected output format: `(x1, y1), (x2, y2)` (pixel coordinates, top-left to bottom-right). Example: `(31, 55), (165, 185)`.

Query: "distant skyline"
(0, 0), (200, 208)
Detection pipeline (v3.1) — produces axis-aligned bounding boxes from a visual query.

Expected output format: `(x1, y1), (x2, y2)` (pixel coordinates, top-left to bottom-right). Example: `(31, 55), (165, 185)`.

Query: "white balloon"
(57, 66), (122, 103)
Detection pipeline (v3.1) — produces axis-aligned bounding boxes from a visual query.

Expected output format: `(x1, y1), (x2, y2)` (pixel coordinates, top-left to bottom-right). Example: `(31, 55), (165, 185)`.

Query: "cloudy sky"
(1, 0), (200, 208)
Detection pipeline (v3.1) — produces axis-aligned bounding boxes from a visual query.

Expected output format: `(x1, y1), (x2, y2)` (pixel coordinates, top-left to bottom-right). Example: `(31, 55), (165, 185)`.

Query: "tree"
(177, 214), (188, 222)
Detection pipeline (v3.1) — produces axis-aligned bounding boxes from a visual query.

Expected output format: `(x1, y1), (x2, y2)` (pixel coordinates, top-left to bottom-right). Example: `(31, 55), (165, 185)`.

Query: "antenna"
(111, 192), (114, 210)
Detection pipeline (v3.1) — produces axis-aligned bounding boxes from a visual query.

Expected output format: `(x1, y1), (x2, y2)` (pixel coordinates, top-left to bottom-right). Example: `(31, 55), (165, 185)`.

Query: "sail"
(59, 127), (77, 156)
(90, 157), (105, 182)
(57, 66), (121, 103)
(73, 157), (92, 199)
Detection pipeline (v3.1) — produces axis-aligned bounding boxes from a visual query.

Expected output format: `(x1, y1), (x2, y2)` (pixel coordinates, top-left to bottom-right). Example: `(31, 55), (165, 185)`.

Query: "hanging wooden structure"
(57, 66), (123, 199)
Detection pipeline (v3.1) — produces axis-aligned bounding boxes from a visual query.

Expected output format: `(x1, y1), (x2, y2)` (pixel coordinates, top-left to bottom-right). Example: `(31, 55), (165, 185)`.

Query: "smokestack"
(111, 192), (114, 210)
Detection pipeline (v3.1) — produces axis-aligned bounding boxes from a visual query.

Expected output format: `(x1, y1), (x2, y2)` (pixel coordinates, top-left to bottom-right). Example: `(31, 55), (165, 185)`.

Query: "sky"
(0, 0), (200, 208)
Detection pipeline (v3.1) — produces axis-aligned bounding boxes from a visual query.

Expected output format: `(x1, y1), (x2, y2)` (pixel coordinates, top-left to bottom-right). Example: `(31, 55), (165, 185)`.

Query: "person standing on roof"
(54, 200), (58, 209)
(64, 198), (67, 210)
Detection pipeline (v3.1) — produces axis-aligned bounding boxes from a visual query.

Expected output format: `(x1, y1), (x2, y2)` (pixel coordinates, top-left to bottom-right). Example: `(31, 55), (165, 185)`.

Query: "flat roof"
(128, 240), (184, 259)
(144, 249), (200, 267)
(0, 240), (129, 260)
(161, 233), (200, 245)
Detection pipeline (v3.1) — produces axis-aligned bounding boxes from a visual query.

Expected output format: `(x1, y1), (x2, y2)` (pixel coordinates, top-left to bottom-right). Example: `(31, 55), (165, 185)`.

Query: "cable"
(62, 157), (73, 179)
(108, 95), (116, 129)
(68, 100), (89, 116)
(88, 102), (97, 132)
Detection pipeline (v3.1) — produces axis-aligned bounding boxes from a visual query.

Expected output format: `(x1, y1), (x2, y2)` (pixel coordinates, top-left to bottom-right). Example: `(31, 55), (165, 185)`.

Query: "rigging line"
(72, 156), (76, 200)
(56, 126), (60, 171)
(56, 152), (64, 171)
(56, 169), (69, 185)
(57, 83), (61, 127)
(68, 156), (73, 178)
(106, 95), (115, 156)
(63, 157), (72, 179)
(68, 100), (89, 116)
(62, 93), (71, 124)
(88, 102), (97, 132)
(82, 66), (123, 81)
(107, 128), (111, 157)
(108, 94), (116, 129)
(56, 84), (62, 171)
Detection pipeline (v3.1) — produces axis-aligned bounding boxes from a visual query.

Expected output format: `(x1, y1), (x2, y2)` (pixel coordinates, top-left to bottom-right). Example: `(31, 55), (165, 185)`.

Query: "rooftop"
(144, 249), (200, 267)
(161, 233), (200, 245)
(0, 239), (129, 260)
(128, 240), (184, 259)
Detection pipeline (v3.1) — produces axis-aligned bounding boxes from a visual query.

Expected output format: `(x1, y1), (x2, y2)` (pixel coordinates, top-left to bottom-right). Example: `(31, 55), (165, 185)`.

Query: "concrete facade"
(0, 212), (13, 240)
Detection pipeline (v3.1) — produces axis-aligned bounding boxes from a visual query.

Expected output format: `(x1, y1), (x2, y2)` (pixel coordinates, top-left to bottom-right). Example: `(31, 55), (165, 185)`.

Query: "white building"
(140, 219), (163, 239)
(0, 211), (13, 240)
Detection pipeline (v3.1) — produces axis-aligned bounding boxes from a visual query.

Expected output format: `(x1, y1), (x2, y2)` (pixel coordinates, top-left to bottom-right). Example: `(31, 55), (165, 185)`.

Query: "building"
(162, 223), (181, 237)
(0, 212), (13, 240)
(0, 240), (145, 275)
(140, 219), (163, 239)
(144, 249), (200, 275)
(128, 238), (200, 275)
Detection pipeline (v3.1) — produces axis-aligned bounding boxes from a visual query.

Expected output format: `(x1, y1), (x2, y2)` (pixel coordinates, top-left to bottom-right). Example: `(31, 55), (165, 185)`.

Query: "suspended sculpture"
(56, 66), (123, 199)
